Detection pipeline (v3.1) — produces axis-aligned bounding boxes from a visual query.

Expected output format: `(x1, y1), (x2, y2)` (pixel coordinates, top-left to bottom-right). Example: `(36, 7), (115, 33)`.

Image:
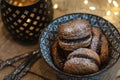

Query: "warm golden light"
(84, 0), (88, 5)
(21, 0), (25, 2)
(13, 1), (18, 5)
(9, 0), (13, 4)
(18, 3), (23, 6)
(26, 19), (31, 23)
(89, 6), (96, 10)
(106, 10), (111, 16)
(114, 11), (119, 15)
(113, 0), (119, 7)
(53, 3), (58, 9)
(7, 0), (39, 6)
(108, 0), (112, 3)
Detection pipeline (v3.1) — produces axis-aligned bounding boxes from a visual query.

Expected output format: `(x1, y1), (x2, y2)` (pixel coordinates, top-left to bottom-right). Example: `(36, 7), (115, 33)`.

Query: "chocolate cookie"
(100, 34), (109, 64)
(58, 20), (92, 51)
(67, 48), (101, 65)
(63, 48), (100, 75)
(51, 41), (69, 69)
(90, 27), (109, 64)
(90, 27), (101, 52)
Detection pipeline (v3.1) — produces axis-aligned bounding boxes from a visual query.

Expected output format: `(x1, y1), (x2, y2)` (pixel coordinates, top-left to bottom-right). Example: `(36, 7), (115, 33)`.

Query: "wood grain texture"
(0, 0), (120, 80)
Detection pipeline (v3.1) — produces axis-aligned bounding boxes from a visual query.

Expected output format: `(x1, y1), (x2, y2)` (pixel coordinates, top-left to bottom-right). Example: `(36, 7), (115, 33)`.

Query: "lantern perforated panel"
(1, 0), (53, 44)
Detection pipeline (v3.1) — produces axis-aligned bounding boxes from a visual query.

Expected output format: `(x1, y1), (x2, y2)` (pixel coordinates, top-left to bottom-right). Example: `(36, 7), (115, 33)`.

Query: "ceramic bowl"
(39, 13), (120, 80)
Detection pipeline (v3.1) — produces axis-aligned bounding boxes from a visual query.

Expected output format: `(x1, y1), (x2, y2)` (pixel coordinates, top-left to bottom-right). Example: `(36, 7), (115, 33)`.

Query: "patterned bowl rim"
(1, 0), (46, 8)
(39, 13), (120, 78)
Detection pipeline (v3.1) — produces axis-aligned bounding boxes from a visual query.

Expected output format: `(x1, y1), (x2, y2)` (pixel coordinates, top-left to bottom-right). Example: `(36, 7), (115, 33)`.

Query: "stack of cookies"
(52, 20), (109, 75)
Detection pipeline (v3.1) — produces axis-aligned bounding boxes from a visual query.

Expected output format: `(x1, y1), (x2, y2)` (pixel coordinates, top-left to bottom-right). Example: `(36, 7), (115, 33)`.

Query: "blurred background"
(52, 0), (120, 32)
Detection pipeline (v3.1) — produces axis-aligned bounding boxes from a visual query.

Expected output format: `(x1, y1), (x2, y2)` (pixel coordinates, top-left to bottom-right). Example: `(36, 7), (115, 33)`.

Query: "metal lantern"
(1, 0), (53, 44)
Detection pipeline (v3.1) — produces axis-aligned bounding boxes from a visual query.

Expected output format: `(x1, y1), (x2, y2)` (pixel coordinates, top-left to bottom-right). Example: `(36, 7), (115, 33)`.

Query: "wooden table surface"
(0, 0), (120, 80)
